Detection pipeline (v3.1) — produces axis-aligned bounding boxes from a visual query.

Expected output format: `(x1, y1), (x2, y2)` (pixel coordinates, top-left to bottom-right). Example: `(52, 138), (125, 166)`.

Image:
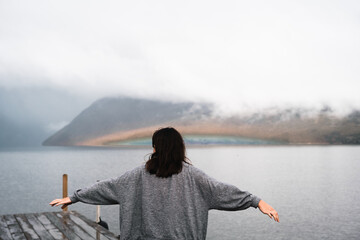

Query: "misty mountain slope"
(0, 113), (47, 147)
(0, 86), (93, 147)
(43, 97), (213, 146)
(321, 111), (360, 144)
(43, 97), (360, 146)
(221, 110), (360, 144)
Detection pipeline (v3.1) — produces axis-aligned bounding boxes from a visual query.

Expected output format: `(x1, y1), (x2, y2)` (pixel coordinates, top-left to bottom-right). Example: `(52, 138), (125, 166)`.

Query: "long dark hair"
(146, 127), (189, 178)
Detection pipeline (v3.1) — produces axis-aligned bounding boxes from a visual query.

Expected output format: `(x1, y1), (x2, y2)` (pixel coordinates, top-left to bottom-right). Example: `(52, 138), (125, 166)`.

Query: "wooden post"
(62, 174), (68, 212)
(96, 205), (100, 223)
(96, 180), (100, 223)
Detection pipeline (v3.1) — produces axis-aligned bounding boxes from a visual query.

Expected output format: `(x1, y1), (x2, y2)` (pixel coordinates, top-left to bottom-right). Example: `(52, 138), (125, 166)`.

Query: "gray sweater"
(70, 164), (261, 240)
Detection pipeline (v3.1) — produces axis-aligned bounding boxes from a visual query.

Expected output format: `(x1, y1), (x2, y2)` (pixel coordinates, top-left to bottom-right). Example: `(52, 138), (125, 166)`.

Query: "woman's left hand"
(258, 200), (279, 222)
(49, 197), (72, 209)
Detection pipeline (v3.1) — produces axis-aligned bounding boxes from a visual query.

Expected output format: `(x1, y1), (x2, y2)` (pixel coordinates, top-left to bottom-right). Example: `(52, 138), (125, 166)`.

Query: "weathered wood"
(44, 212), (82, 240)
(0, 215), (13, 240)
(2, 215), (27, 240)
(36, 213), (68, 240)
(0, 211), (118, 240)
(54, 212), (94, 240)
(64, 213), (110, 240)
(14, 214), (40, 240)
(2, 215), (17, 226)
(63, 174), (68, 212)
(24, 214), (55, 240)
(70, 212), (119, 240)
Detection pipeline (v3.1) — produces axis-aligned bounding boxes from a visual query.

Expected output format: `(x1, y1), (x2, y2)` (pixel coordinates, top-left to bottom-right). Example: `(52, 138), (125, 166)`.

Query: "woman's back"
(69, 163), (260, 239)
(123, 164), (209, 239)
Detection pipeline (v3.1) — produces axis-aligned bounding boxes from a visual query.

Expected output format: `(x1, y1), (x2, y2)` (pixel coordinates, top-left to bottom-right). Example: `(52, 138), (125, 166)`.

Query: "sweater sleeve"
(69, 178), (120, 205)
(193, 167), (261, 211)
(207, 180), (261, 211)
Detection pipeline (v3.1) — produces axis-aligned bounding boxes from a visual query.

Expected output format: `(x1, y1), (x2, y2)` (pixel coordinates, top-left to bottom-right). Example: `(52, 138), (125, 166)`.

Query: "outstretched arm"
(49, 197), (72, 209)
(50, 178), (120, 207)
(258, 200), (279, 222)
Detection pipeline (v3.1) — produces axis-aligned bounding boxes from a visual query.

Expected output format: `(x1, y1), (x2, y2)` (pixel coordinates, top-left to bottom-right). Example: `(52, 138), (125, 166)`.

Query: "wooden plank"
(72, 212), (119, 240)
(36, 213), (68, 240)
(2, 215), (27, 240)
(64, 212), (110, 240)
(71, 211), (119, 239)
(44, 212), (81, 240)
(54, 212), (95, 240)
(69, 212), (119, 240)
(0, 211), (119, 240)
(0, 215), (13, 240)
(14, 214), (40, 240)
(24, 214), (55, 240)
(36, 213), (67, 240)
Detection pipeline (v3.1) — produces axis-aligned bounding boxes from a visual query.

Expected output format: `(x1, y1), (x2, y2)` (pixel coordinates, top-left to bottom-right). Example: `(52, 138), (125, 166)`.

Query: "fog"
(0, 0), (359, 146)
(0, 87), (92, 146)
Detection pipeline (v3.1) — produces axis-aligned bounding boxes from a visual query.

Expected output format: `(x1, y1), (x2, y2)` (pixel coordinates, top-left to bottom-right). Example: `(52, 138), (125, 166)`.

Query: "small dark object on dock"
(0, 211), (119, 240)
(97, 217), (109, 230)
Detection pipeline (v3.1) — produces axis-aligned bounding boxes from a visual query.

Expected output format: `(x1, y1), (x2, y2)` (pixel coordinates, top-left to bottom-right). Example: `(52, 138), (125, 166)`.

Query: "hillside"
(43, 97), (360, 146)
(42, 97), (212, 146)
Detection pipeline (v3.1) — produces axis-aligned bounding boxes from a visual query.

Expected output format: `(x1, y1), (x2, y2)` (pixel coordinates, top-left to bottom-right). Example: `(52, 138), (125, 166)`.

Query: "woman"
(50, 127), (279, 239)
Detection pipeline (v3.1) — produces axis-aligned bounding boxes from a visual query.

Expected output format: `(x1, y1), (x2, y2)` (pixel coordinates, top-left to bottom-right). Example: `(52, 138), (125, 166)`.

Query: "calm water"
(0, 146), (359, 239)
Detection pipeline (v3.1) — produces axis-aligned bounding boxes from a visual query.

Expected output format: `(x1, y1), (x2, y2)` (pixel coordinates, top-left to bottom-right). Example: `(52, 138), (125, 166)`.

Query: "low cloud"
(45, 121), (69, 133)
(0, 0), (359, 115)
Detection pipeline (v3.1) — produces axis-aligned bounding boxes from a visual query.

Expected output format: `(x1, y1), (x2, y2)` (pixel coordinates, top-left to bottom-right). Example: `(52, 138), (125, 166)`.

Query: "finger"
(272, 212), (279, 222)
(55, 202), (64, 207)
(50, 202), (59, 207)
(49, 199), (59, 205)
(267, 213), (273, 219)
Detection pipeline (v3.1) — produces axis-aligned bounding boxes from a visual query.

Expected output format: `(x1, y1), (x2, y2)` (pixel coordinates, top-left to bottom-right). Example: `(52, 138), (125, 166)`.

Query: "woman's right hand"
(258, 200), (279, 222)
(49, 197), (72, 209)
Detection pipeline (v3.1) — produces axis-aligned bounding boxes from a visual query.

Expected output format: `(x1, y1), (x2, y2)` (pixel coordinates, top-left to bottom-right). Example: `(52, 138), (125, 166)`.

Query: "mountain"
(42, 97), (212, 146)
(43, 97), (360, 146)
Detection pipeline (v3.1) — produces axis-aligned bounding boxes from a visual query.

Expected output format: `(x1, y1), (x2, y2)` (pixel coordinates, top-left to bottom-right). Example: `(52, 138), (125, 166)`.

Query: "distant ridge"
(42, 97), (212, 146)
(43, 97), (360, 146)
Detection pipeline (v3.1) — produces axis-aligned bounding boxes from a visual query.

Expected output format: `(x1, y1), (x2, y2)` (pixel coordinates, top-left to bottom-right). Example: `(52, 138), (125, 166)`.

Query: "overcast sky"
(1, 0), (359, 115)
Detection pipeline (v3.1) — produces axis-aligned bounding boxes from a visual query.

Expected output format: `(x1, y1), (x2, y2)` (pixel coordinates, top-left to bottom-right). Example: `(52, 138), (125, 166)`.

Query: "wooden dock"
(0, 211), (119, 240)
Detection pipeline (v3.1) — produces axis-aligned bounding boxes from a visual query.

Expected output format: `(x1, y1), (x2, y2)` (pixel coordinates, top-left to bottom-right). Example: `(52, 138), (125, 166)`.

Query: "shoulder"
(119, 165), (146, 181)
(184, 164), (212, 181)
(185, 163), (206, 175)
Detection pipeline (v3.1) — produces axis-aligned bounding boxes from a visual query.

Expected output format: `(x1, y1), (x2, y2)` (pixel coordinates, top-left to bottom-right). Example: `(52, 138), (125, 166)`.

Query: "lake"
(0, 146), (359, 239)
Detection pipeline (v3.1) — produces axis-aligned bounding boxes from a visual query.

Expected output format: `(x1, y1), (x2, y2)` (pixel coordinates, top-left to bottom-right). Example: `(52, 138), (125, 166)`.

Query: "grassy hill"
(43, 97), (360, 146)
